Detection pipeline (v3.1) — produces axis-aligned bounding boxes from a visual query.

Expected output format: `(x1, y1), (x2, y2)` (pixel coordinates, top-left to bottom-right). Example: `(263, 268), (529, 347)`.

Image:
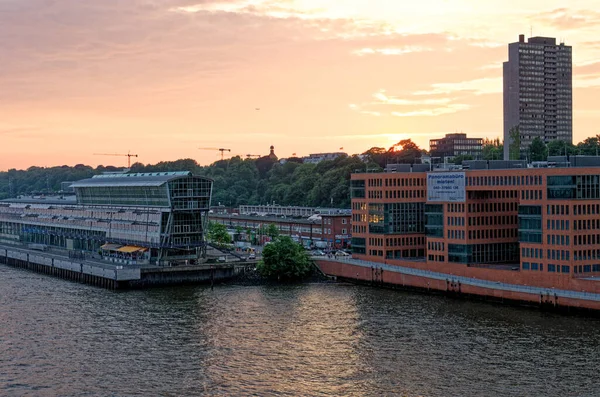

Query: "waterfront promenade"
(315, 256), (600, 312)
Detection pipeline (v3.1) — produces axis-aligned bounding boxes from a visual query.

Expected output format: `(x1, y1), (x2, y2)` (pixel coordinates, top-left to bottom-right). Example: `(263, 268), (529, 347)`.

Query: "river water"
(1, 265), (599, 397)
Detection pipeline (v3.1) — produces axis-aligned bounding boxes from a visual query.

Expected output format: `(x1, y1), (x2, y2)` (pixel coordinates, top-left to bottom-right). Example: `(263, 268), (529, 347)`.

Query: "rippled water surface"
(2, 265), (600, 396)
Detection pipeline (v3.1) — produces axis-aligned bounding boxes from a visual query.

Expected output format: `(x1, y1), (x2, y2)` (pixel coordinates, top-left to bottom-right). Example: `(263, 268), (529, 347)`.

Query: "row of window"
(522, 247), (543, 259)
(386, 236), (425, 247)
(369, 237), (384, 247)
(368, 178), (426, 188)
(547, 249), (570, 261)
(547, 264), (571, 273)
(467, 174), (542, 187)
(428, 241), (445, 251)
(522, 262), (545, 271)
(386, 249), (425, 259)
(545, 218), (600, 231)
(522, 262), (574, 274)
(352, 202), (367, 211)
(447, 203), (465, 213)
(547, 219), (570, 230)
(448, 217), (465, 226)
(574, 219), (600, 231)
(447, 242), (519, 264)
(574, 234), (600, 246)
(215, 220), (325, 236)
(448, 230), (465, 239)
(574, 204), (600, 215)
(352, 214), (367, 222)
(469, 215), (518, 226)
(384, 178), (425, 187)
(547, 234), (570, 246)
(574, 249), (600, 261)
(352, 225), (367, 234)
(521, 190), (543, 200)
(574, 265), (600, 274)
(469, 228), (518, 240)
(468, 202), (518, 213)
(368, 191), (383, 199)
(547, 204), (569, 215)
(384, 190), (426, 199)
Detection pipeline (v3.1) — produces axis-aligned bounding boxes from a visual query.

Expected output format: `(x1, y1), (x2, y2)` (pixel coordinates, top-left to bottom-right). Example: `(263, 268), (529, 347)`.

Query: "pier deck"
(0, 243), (248, 289)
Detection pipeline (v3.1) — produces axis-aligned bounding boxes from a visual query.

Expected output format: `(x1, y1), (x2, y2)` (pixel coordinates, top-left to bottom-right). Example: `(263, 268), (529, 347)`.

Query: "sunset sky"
(2, 0), (600, 170)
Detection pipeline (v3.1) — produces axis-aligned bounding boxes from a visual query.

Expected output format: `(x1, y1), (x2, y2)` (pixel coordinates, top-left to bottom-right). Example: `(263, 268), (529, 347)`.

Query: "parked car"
(247, 254), (256, 260)
(312, 250), (325, 256)
(335, 251), (350, 257)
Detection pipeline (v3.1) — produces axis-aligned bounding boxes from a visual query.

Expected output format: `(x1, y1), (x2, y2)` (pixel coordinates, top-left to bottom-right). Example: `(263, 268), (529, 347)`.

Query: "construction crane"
(199, 147), (231, 160)
(93, 151), (139, 168)
(246, 154), (261, 159)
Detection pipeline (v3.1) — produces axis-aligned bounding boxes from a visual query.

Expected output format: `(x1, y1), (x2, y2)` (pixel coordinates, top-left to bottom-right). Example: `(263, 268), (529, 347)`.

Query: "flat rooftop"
(1, 195), (77, 205)
(209, 213), (322, 225)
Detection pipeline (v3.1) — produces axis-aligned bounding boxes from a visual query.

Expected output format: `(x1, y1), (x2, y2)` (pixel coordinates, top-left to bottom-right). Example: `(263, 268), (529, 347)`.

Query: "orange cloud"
(1, 0), (600, 170)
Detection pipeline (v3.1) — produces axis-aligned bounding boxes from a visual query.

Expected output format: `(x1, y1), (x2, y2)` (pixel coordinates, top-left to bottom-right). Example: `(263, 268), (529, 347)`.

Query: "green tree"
(361, 147), (388, 169)
(257, 236), (312, 281)
(451, 155), (473, 165)
(528, 137), (548, 161)
(207, 222), (231, 245)
(547, 140), (577, 156)
(266, 223), (280, 239)
(508, 127), (521, 160)
(482, 138), (502, 160)
(387, 139), (424, 164)
(577, 135), (600, 155)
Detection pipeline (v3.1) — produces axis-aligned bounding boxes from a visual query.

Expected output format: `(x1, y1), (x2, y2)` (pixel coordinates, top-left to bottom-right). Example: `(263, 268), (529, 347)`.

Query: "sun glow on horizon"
(1, 0), (599, 170)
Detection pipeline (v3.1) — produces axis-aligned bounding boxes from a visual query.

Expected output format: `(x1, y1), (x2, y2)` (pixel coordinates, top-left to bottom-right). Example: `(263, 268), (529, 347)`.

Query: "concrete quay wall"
(129, 264), (240, 288)
(1, 248), (124, 290)
(316, 259), (600, 314)
(0, 245), (245, 290)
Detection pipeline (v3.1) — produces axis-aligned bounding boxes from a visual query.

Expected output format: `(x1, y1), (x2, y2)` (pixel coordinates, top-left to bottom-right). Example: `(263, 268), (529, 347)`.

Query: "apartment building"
(503, 34), (572, 159)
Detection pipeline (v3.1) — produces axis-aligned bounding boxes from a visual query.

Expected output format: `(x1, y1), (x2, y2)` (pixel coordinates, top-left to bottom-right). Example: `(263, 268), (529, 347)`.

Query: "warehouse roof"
(70, 171), (211, 188)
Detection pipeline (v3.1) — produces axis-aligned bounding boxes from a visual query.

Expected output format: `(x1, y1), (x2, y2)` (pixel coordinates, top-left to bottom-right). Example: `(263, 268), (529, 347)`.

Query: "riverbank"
(316, 257), (600, 315)
(230, 265), (334, 286)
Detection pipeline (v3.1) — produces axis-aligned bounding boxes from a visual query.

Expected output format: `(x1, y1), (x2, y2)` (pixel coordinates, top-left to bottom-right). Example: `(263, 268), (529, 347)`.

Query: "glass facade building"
(0, 172), (213, 264)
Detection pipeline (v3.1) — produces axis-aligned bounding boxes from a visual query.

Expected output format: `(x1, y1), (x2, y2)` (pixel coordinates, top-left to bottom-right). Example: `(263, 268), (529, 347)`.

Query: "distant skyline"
(2, 0), (600, 170)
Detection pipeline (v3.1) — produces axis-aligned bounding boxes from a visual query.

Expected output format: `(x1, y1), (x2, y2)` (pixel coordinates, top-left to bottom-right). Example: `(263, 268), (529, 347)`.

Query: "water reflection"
(1, 266), (599, 397)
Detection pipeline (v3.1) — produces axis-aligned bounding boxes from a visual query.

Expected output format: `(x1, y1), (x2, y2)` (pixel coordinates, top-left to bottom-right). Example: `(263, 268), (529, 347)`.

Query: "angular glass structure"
(0, 172), (213, 265)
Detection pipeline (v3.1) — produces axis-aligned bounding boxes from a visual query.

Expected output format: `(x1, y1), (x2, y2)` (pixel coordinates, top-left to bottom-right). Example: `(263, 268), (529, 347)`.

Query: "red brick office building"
(351, 158), (600, 278)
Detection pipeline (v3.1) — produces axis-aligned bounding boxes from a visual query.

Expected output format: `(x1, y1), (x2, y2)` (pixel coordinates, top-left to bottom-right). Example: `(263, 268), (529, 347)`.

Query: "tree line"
(525, 135), (600, 161)
(0, 139), (426, 207)
(0, 135), (597, 205)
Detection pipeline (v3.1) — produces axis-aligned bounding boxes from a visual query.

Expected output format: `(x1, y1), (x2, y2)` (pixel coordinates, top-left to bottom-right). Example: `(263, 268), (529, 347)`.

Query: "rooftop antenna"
(530, 25), (533, 38)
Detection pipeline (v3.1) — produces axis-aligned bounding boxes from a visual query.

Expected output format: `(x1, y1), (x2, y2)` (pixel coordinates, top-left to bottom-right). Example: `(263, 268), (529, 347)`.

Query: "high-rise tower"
(503, 34), (572, 160)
